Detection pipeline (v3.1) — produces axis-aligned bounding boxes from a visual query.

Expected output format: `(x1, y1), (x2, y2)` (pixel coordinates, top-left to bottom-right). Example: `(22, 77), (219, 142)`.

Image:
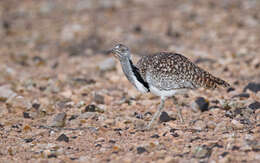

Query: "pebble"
(248, 101), (260, 111)
(56, 134), (69, 143)
(207, 121), (217, 129)
(68, 115), (78, 121)
(227, 87), (235, 93)
(232, 93), (250, 99)
(50, 112), (67, 127)
(243, 82), (260, 93)
(191, 145), (210, 158)
(159, 111), (174, 123)
(79, 112), (98, 120)
(104, 118), (115, 125)
(191, 97), (209, 112)
(256, 109), (260, 121)
(214, 121), (228, 133)
(151, 134), (160, 138)
(72, 78), (96, 85)
(231, 119), (244, 129)
(24, 138), (34, 143)
(94, 93), (105, 104)
(134, 119), (146, 130)
(83, 104), (104, 113)
(0, 85), (16, 101)
(98, 58), (116, 72)
(23, 112), (31, 119)
(137, 147), (147, 154)
(32, 103), (40, 110)
(7, 96), (31, 110)
(60, 90), (72, 98)
(193, 120), (207, 131)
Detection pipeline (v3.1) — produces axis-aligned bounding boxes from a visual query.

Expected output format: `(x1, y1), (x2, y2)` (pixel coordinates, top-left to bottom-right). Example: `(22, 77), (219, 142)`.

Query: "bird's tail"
(204, 74), (230, 89)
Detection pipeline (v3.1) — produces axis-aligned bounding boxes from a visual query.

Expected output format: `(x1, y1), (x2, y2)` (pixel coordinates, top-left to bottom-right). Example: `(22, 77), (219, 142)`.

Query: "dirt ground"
(0, 0), (259, 162)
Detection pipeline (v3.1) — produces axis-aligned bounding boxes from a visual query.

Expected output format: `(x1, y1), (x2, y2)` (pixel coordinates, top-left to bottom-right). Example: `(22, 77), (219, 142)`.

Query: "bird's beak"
(109, 49), (120, 59)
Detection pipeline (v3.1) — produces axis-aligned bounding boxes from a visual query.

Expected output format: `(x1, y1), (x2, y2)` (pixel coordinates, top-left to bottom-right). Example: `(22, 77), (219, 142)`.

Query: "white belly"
(132, 76), (149, 93)
(150, 85), (187, 98)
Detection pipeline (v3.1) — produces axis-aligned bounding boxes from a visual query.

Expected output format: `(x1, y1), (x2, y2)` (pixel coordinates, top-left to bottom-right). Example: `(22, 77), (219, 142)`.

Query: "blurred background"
(0, 0), (259, 83)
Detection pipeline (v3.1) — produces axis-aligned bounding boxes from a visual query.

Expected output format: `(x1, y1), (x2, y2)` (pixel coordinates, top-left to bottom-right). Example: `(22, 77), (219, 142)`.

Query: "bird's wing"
(139, 52), (230, 91)
(143, 52), (198, 90)
(145, 71), (196, 91)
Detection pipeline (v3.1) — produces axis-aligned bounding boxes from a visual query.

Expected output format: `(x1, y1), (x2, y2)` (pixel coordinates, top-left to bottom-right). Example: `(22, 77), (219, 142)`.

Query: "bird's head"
(110, 44), (131, 60)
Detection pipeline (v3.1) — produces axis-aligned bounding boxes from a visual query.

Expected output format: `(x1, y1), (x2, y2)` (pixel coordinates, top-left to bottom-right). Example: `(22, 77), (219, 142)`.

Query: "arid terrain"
(0, 0), (259, 162)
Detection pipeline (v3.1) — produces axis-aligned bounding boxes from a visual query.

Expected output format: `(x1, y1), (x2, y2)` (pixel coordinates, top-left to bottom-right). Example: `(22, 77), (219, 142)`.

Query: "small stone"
(48, 153), (57, 158)
(98, 58), (116, 71)
(56, 133), (69, 142)
(7, 96), (31, 110)
(24, 138), (34, 143)
(214, 121), (228, 133)
(95, 137), (105, 143)
(104, 118), (115, 125)
(32, 103), (40, 110)
(192, 97), (209, 112)
(95, 144), (102, 147)
(112, 145), (121, 153)
(109, 140), (116, 144)
(193, 120), (206, 131)
(134, 119), (146, 130)
(151, 134), (160, 138)
(0, 85), (16, 101)
(84, 105), (96, 112)
(60, 90), (72, 98)
(159, 111), (174, 123)
(134, 112), (143, 119)
(23, 125), (32, 132)
(227, 87), (235, 93)
(23, 112), (31, 119)
(68, 115), (78, 121)
(231, 119), (243, 129)
(94, 93), (105, 104)
(79, 112), (98, 120)
(243, 82), (260, 93)
(248, 101), (260, 111)
(83, 104), (104, 113)
(232, 93), (250, 98)
(137, 147), (147, 154)
(72, 78), (96, 85)
(51, 112), (67, 127)
(207, 121), (216, 129)
(220, 152), (229, 158)
(192, 145), (210, 158)
(171, 132), (179, 137)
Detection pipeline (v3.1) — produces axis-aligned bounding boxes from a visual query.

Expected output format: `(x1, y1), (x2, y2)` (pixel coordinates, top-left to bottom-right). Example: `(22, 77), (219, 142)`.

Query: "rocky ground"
(0, 0), (259, 162)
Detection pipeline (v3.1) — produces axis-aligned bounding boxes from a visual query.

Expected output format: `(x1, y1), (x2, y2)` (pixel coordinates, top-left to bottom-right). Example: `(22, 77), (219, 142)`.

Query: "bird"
(110, 44), (230, 130)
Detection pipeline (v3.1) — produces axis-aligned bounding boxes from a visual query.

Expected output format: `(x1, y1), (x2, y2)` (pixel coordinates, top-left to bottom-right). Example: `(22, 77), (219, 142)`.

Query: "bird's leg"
(172, 96), (184, 123)
(146, 97), (165, 130)
(177, 108), (184, 123)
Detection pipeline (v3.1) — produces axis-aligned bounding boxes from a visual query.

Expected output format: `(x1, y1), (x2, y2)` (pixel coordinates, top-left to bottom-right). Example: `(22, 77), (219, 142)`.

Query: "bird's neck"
(120, 58), (136, 83)
(119, 58), (149, 93)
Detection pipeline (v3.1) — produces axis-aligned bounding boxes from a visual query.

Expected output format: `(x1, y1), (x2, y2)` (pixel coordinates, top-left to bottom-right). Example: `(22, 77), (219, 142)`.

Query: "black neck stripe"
(129, 60), (150, 91)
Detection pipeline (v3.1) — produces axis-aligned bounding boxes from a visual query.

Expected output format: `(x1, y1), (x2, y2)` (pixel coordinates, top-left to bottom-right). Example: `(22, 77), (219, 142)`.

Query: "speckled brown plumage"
(136, 52), (230, 90)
